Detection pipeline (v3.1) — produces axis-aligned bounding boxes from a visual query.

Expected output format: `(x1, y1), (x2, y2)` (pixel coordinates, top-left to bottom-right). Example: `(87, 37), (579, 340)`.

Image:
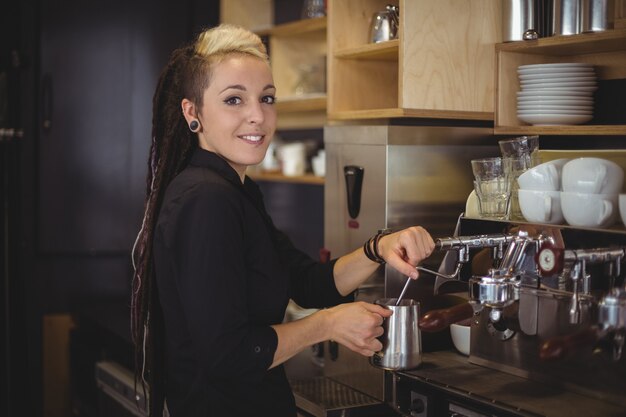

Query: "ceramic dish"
(518, 71), (595, 80)
(518, 63), (594, 70)
(520, 77), (597, 85)
(518, 109), (593, 114)
(517, 88), (596, 97)
(517, 104), (593, 110)
(517, 97), (594, 105)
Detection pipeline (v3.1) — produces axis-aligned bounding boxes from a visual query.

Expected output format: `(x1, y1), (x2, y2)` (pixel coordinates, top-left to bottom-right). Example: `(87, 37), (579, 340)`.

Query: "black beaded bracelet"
(363, 229), (392, 264)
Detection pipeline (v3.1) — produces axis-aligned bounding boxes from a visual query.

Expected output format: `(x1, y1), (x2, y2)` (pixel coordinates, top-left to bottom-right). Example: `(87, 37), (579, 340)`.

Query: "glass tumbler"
(499, 136), (540, 220)
(471, 157), (513, 220)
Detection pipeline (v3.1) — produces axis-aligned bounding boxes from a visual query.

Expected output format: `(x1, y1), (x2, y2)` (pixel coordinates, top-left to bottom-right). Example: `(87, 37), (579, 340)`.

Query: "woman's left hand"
(377, 226), (435, 279)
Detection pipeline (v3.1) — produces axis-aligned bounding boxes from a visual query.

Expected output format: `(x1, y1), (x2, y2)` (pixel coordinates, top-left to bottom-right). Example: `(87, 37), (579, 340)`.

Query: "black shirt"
(153, 149), (352, 417)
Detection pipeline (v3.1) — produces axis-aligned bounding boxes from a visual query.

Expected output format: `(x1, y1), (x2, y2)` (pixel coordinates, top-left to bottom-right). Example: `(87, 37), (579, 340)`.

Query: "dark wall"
(4, 1), (219, 416)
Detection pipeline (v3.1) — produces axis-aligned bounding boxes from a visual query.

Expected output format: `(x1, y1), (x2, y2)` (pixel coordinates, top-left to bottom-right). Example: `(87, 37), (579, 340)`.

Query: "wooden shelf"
(248, 172), (325, 185)
(495, 125), (626, 136)
(495, 27), (626, 135)
(276, 94), (326, 112)
(496, 28), (626, 56)
(257, 16), (327, 37)
(329, 107), (494, 122)
(334, 40), (399, 60)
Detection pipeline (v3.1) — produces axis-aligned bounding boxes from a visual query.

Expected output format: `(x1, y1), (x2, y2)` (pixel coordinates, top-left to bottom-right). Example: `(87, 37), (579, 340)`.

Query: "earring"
(189, 120), (200, 132)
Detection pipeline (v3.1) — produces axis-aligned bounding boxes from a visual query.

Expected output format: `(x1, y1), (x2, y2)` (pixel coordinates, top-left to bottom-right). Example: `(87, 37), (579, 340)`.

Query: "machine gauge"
(535, 242), (563, 276)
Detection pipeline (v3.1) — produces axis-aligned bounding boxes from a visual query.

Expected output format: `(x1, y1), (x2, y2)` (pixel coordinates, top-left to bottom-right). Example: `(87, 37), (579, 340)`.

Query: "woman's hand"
(378, 226), (435, 279)
(324, 301), (393, 356)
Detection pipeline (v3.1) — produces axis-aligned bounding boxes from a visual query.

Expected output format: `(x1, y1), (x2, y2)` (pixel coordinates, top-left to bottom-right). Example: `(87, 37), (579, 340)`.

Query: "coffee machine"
(419, 217), (626, 410)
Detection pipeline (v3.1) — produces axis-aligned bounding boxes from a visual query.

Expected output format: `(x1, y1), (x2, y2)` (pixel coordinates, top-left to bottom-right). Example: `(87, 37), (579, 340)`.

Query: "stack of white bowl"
(561, 158), (623, 229)
(517, 157), (624, 228)
(517, 63), (597, 126)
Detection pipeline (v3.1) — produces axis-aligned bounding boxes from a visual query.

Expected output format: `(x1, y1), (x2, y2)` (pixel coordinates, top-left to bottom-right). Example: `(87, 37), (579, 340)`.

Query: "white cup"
(280, 143), (307, 176)
(311, 150), (325, 177)
(518, 189), (564, 224)
(561, 191), (618, 228)
(619, 194), (626, 226)
(562, 157), (624, 194)
(517, 158), (569, 191)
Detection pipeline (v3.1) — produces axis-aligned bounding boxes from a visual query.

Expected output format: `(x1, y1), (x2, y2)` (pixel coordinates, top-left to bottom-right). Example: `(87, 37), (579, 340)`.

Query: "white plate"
(518, 71), (595, 80)
(518, 67), (596, 76)
(517, 110), (593, 117)
(517, 104), (593, 111)
(517, 97), (594, 105)
(517, 87), (597, 95)
(520, 81), (598, 88)
(518, 63), (595, 70)
(518, 113), (593, 125)
(520, 76), (597, 84)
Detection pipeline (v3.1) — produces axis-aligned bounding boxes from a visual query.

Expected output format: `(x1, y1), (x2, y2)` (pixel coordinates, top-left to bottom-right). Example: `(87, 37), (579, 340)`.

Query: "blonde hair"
(195, 23), (269, 63)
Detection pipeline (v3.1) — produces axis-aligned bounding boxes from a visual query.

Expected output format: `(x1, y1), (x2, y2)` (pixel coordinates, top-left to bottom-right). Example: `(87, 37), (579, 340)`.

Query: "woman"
(131, 24), (435, 417)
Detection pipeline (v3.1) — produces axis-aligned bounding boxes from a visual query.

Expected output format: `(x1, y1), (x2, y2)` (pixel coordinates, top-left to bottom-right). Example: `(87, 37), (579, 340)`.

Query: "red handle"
(539, 327), (599, 361)
(419, 302), (474, 333)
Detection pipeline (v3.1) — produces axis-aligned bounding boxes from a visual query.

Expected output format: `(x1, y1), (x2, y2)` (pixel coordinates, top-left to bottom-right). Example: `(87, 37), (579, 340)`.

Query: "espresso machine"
(417, 217), (626, 411)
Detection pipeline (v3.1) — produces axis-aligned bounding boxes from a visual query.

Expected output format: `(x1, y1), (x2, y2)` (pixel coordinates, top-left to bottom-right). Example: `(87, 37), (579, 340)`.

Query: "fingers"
(362, 302), (393, 318)
(329, 302), (388, 357)
(379, 226), (435, 279)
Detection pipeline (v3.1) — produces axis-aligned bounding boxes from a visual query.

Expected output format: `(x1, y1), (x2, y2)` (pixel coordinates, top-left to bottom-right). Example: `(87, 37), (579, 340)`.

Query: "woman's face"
(192, 54), (277, 180)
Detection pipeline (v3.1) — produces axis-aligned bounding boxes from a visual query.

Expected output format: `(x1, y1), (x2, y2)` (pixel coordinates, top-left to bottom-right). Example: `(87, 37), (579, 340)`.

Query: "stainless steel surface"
(553, 0), (581, 35)
(369, 5), (399, 43)
(371, 298), (422, 371)
(323, 125), (496, 401)
(396, 351), (626, 417)
(455, 217), (626, 409)
(291, 377), (389, 417)
(581, 0), (615, 32)
(502, 0), (537, 42)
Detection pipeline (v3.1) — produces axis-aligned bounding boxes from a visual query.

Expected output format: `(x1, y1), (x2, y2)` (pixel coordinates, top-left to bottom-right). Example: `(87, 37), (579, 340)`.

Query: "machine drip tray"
(291, 376), (397, 417)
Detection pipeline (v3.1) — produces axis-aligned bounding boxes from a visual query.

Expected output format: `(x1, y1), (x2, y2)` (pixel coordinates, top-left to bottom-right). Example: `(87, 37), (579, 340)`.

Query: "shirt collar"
(188, 148), (262, 198)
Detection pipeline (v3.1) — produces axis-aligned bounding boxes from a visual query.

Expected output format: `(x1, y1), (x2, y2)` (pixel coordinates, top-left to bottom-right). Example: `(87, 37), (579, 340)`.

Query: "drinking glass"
(471, 157), (513, 220)
(499, 136), (540, 220)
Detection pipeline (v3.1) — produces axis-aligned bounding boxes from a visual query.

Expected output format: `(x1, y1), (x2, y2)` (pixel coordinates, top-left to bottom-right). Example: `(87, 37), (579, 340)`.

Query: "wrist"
(362, 228), (391, 264)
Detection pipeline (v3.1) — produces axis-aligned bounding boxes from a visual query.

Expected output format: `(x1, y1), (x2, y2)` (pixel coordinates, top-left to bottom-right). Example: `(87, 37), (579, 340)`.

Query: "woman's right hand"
(324, 301), (393, 357)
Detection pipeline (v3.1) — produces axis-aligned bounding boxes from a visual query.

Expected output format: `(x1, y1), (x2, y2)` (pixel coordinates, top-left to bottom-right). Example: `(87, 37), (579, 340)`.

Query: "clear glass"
(499, 136), (540, 220)
(301, 0), (326, 19)
(471, 157), (513, 220)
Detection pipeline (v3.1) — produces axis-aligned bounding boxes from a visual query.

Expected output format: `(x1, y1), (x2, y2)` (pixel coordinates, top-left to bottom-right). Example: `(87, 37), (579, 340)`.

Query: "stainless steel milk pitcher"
(370, 298), (422, 371)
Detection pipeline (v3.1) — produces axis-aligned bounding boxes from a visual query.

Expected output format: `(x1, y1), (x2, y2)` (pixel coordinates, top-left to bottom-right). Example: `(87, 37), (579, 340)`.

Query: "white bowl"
(518, 189), (564, 224)
(620, 194), (626, 226)
(450, 323), (470, 356)
(562, 157), (624, 195)
(561, 191), (619, 228)
(517, 158), (569, 191)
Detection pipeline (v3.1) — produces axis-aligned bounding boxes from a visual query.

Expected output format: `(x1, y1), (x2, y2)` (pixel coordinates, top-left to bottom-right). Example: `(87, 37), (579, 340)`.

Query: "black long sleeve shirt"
(153, 148), (352, 417)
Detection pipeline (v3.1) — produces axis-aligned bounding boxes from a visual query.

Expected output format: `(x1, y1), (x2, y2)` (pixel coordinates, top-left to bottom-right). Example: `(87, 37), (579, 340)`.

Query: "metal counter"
(396, 350), (626, 417)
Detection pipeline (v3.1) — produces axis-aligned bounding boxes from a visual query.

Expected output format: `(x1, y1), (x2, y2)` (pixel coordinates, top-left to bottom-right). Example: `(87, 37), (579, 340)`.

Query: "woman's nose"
(247, 102), (265, 124)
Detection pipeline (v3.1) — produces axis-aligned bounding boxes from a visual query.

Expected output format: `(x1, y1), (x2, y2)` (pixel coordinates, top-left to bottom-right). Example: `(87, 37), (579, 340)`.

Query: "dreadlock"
(130, 24), (268, 417)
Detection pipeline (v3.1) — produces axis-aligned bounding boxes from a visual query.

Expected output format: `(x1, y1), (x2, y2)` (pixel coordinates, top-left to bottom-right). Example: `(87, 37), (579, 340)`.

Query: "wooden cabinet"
(495, 28), (626, 136)
(220, 0), (327, 130)
(327, 0), (501, 122)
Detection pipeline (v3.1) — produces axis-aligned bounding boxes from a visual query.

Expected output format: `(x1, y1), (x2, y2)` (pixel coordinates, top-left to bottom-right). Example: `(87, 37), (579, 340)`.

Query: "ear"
(181, 99), (197, 125)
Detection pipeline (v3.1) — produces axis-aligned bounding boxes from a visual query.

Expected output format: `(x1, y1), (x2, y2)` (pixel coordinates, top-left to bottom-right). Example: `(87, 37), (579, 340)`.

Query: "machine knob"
(535, 241), (564, 276)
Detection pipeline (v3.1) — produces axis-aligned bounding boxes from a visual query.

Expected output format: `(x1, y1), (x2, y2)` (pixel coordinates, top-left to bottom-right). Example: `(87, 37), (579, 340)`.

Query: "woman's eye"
(262, 95), (276, 105)
(224, 96), (242, 105)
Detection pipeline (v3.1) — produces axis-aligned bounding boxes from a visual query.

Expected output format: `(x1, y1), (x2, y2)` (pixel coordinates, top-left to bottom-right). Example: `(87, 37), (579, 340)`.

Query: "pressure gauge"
(535, 242), (564, 276)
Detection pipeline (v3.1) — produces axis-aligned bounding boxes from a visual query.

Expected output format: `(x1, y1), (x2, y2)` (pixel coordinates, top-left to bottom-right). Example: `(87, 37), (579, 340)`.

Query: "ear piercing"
(189, 120), (200, 132)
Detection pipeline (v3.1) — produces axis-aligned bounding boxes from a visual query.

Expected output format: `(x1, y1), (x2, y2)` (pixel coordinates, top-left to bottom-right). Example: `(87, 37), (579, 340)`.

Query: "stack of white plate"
(517, 63), (597, 126)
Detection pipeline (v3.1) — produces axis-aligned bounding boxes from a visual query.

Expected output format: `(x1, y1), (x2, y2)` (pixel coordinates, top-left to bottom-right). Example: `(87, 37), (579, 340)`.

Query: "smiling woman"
(130, 23), (434, 417)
